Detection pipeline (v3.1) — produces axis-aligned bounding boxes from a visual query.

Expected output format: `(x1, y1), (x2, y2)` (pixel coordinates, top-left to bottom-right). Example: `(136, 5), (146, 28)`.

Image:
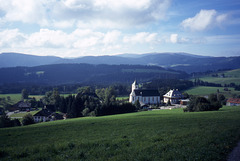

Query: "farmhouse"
(33, 109), (52, 123)
(129, 80), (161, 106)
(13, 101), (31, 111)
(163, 89), (183, 104)
(226, 98), (240, 106)
(33, 109), (64, 123)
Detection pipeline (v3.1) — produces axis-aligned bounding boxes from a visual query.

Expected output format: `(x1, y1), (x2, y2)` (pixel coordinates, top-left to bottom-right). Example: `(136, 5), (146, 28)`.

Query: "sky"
(0, 0), (240, 58)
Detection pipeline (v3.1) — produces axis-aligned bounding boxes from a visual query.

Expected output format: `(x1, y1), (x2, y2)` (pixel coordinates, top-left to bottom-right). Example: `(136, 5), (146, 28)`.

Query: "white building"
(226, 98), (240, 106)
(163, 89), (183, 104)
(129, 80), (161, 105)
(33, 109), (51, 123)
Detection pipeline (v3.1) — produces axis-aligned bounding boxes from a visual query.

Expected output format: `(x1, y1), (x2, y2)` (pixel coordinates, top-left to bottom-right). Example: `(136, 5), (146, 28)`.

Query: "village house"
(33, 109), (64, 123)
(33, 109), (52, 123)
(13, 101), (31, 111)
(226, 98), (240, 106)
(163, 89), (183, 104)
(129, 80), (161, 106)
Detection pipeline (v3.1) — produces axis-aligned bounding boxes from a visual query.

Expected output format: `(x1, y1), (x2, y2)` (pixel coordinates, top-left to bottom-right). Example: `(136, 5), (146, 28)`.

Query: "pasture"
(198, 69), (240, 85)
(184, 86), (240, 98)
(1, 106), (240, 161)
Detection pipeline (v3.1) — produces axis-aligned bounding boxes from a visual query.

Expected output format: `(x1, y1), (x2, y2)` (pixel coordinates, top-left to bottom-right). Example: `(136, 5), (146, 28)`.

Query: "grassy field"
(9, 109), (41, 118)
(198, 69), (240, 85)
(116, 96), (129, 100)
(0, 94), (22, 104)
(1, 106), (240, 161)
(0, 94), (44, 103)
(184, 86), (240, 98)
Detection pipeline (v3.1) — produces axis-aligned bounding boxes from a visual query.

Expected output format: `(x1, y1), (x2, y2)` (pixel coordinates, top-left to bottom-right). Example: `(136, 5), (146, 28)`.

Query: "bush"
(184, 95), (222, 112)
(0, 115), (21, 128)
(22, 114), (35, 126)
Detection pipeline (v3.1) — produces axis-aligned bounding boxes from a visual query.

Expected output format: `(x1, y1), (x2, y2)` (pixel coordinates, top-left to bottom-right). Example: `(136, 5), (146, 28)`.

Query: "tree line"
(42, 87), (136, 118)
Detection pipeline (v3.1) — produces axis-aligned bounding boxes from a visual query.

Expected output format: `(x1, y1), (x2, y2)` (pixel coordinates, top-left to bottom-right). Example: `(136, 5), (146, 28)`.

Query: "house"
(33, 109), (52, 123)
(13, 101), (31, 111)
(163, 89), (183, 104)
(129, 80), (161, 106)
(49, 112), (64, 121)
(226, 98), (240, 106)
(180, 99), (190, 105)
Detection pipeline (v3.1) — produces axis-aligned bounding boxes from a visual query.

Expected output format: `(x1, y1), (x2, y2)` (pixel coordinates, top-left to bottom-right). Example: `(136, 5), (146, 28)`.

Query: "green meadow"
(0, 94), (43, 103)
(184, 86), (240, 98)
(1, 106), (240, 161)
(198, 69), (240, 85)
(9, 110), (41, 118)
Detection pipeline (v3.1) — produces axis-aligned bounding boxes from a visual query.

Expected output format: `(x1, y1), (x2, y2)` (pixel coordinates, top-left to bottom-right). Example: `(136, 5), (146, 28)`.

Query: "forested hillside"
(1, 52), (240, 73)
(0, 64), (188, 86)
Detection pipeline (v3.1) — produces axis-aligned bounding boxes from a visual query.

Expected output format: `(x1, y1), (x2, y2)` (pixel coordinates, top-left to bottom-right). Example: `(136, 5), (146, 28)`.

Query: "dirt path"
(227, 141), (240, 161)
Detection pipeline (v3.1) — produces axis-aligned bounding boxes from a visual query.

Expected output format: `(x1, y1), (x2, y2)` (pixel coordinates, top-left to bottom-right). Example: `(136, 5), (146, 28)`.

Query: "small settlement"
(129, 80), (187, 108)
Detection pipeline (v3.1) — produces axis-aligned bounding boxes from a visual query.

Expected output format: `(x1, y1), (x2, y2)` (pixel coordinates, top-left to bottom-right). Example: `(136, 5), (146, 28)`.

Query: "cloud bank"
(181, 9), (228, 31)
(0, 0), (171, 28)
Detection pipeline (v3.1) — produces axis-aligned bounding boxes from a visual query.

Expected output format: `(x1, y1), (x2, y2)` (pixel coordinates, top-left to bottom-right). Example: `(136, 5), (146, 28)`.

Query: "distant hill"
(1, 52), (240, 73)
(0, 64), (188, 85)
(0, 52), (62, 68)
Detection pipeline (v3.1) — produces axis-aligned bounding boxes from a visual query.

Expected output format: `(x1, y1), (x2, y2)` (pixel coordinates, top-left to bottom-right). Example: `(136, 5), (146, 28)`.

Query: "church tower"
(129, 80), (138, 103)
(132, 80), (138, 92)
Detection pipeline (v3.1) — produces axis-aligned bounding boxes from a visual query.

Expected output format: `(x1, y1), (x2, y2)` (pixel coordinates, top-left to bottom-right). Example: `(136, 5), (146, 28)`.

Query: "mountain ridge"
(1, 52), (239, 73)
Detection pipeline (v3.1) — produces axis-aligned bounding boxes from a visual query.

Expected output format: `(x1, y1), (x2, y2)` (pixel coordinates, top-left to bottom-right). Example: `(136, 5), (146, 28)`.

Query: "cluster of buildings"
(2, 80), (239, 124)
(10, 101), (64, 123)
(129, 80), (186, 107)
(129, 80), (240, 108)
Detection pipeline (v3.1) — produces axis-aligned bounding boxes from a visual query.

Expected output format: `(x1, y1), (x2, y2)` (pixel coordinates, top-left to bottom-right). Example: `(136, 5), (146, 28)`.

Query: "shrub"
(0, 114), (21, 128)
(184, 95), (222, 112)
(22, 114), (35, 126)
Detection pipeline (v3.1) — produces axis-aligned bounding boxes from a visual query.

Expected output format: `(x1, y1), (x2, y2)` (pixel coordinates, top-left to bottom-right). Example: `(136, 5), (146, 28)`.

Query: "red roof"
(227, 98), (240, 104)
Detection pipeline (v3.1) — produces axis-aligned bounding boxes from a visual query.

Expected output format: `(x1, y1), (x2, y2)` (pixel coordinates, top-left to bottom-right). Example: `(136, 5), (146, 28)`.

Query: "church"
(129, 80), (161, 106)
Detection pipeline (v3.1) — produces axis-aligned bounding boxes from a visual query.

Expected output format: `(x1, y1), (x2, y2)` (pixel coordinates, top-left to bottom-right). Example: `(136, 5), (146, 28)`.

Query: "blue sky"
(0, 0), (240, 57)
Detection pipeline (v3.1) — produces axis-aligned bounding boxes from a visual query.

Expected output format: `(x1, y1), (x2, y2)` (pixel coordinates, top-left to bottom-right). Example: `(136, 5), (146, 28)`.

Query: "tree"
(21, 89), (29, 100)
(184, 95), (222, 112)
(29, 97), (37, 108)
(22, 114), (34, 126)
(167, 99), (171, 106)
(82, 108), (90, 116)
(0, 113), (21, 128)
(218, 94), (226, 105)
(134, 100), (141, 110)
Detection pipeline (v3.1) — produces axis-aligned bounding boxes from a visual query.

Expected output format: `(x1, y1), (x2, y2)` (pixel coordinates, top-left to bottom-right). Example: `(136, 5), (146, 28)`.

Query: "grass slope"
(199, 69), (240, 85)
(184, 86), (240, 98)
(1, 106), (240, 161)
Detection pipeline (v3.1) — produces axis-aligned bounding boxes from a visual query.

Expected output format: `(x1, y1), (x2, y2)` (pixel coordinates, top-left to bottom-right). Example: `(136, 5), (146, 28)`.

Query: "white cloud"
(0, 0), (171, 28)
(27, 29), (70, 48)
(103, 30), (121, 45)
(53, 20), (75, 28)
(170, 34), (178, 43)
(181, 9), (228, 31)
(123, 32), (158, 44)
(94, 0), (151, 10)
(0, 29), (26, 47)
(0, 0), (50, 26)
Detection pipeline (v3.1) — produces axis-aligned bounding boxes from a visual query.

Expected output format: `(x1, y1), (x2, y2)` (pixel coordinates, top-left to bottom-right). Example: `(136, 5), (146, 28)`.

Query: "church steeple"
(132, 80), (138, 91)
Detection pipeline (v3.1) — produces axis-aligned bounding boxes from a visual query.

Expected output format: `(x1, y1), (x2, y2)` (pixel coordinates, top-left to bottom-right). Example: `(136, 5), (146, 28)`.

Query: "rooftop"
(227, 98), (240, 104)
(134, 89), (159, 97)
(163, 89), (183, 98)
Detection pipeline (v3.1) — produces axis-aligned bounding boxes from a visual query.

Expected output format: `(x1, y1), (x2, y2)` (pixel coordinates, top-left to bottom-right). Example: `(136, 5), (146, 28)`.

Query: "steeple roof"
(133, 80), (138, 85)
